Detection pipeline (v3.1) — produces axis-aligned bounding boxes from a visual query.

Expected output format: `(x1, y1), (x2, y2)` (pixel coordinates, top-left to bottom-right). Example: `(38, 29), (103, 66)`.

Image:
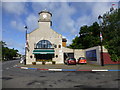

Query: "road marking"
(48, 69), (62, 71)
(62, 69), (76, 71)
(37, 69), (48, 70)
(15, 66), (120, 72)
(92, 70), (108, 71)
(108, 70), (120, 71)
(28, 68), (37, 70)
(13, 65), (17, 67)
(77, 70), (91, 71)
(21, 67), (28, 69)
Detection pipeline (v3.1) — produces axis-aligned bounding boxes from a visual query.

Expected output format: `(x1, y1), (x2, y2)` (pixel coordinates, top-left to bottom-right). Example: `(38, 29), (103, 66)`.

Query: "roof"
(38, 10), (52, 16)
(62, 38), (67, 42)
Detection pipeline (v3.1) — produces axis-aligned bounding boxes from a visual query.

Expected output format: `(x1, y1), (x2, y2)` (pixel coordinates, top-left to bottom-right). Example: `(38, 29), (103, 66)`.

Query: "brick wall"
(103, 53), (120, 65)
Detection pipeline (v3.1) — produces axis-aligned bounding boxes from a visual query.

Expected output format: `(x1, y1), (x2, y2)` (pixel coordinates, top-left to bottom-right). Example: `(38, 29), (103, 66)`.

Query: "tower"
(38, 10), (52, 27)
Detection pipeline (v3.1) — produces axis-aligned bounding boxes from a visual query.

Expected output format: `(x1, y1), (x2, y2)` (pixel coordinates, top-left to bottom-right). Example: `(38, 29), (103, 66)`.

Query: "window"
(54, 45), (57, 48)
(36, 40), (52, 49)
(59, 45), (61, 48)
(56, 55), (58, 58)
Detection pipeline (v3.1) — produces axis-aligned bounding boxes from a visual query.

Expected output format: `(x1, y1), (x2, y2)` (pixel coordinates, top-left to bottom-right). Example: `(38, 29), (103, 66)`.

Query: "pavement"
(16, 62), (120, 71)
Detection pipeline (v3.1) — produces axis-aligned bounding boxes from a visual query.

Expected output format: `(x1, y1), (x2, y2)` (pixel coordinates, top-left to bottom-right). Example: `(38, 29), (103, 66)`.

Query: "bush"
(110, 54), (119, 62)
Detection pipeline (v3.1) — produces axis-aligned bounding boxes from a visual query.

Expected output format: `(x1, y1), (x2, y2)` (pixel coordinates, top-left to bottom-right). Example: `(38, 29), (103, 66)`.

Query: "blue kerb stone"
(62, 69), (76, 71)
(108, 70), (120, 71)
(28, 68), (37, 70)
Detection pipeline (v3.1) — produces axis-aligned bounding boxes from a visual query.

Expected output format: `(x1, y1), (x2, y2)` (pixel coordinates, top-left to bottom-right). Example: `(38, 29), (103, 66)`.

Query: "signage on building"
(86, 50), (97, 61)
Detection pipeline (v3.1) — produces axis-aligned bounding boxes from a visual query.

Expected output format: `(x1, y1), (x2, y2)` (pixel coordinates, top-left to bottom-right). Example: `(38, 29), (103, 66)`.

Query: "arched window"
(36, 40), (52, 48)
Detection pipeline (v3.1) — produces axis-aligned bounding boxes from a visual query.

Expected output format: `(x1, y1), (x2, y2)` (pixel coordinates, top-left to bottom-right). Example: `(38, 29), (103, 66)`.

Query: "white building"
(26, 10), (85, 65)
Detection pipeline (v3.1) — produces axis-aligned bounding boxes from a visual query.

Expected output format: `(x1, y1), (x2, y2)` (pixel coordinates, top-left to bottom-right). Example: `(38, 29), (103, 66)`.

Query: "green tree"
(69, 8), (120, 61)
(69, 22), (100, 49)
(1, 41), (19, 61)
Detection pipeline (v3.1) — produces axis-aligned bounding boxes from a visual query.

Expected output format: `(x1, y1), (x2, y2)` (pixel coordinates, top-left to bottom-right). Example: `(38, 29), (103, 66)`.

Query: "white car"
(20, 57), (25, 64)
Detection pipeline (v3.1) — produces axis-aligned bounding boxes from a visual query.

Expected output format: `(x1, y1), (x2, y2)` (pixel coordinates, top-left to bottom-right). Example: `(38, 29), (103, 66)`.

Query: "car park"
(77, 57), (87, 64)
(65, 57), (76, 65)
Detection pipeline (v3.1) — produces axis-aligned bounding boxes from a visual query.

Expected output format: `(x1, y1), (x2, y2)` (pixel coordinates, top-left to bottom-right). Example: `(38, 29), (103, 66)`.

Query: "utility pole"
(98, 15), (104, 66)
(24, 26), (28, 65)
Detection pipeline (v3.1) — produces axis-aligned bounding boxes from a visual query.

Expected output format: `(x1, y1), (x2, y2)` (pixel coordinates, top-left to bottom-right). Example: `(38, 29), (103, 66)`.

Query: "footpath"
(15, 63), (120, 71)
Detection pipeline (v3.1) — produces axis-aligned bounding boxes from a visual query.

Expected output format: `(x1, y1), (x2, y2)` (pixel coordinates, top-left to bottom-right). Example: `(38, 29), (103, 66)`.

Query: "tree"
(1, 41), (19, 61)
(68, 8), (120, 61)
(69, 22), (100, 49)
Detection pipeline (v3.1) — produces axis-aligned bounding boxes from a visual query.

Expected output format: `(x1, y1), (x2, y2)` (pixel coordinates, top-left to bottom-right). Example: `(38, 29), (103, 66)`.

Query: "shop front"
(33, 49), (55, 62)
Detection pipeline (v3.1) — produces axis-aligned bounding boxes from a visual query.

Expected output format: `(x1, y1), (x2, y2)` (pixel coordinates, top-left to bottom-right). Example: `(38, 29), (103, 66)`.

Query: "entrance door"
(64, 53), (74, 63)
(35, 54), (54, 61)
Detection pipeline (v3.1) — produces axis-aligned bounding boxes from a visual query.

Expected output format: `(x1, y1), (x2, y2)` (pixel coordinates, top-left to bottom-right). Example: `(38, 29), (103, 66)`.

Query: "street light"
(98, 15), (104, 66)
(24, 26), (28, 65)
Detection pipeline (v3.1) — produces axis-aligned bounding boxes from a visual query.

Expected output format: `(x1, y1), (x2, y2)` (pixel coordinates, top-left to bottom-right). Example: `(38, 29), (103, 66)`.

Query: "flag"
(100, 32), (103, 42)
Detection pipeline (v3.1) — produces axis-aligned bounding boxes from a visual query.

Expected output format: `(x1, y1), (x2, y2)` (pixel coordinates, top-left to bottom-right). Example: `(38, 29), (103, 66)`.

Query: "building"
(26, 10), (120, 65)
(26, 10), (85, 64)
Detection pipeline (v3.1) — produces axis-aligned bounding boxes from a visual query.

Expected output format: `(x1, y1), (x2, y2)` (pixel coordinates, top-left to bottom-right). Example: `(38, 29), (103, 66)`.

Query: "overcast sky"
(1, 0), (119, 54)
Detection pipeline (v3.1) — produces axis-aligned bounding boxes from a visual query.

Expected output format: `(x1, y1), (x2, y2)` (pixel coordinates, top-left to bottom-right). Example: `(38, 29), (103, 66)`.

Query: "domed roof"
(38, 9), (52, 16)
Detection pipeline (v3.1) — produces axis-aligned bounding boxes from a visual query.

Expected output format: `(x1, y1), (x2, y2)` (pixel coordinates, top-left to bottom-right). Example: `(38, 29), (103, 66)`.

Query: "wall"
(85, 46), (101, 65)
(62, 42), (66, 47)
(74, 49), (85, 59)
(85, 46), (120, 65)
(103, 53), (120, 65)
(26, 22), (63, 64)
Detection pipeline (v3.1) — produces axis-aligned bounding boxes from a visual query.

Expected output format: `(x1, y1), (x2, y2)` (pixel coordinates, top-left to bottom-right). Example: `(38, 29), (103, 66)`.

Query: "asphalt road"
(1, 60), (120, 89)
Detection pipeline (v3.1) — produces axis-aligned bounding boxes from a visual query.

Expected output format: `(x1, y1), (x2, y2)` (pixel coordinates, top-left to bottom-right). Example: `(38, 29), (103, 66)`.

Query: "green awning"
(33, 49), (54, 54)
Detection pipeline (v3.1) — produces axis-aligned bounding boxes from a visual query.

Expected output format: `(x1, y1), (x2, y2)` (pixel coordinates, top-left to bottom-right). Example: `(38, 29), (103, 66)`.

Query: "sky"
(1, 0), (119, 55)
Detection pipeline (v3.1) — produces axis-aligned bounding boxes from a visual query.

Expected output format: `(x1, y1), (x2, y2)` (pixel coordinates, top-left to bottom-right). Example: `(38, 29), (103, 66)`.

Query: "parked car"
(77, 57), (87, 64)
(65, 57), (76, 65)
(20, 57), (25, 64)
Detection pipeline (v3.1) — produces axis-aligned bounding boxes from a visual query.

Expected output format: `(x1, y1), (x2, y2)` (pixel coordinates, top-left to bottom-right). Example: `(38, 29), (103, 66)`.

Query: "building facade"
(26, 10), (117, 65)
(26, 10), (85, 64)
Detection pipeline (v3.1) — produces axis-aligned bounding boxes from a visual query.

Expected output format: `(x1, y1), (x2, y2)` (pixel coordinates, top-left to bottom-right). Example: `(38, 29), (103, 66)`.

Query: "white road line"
(92, 70), (108, 71)
(21, 67), (28, 69)
(48, 69), (62, 71)
(13, 65), (17, 67)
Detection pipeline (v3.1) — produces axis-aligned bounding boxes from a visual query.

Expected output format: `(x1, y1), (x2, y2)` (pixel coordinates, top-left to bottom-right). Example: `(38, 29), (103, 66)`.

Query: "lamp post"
(24, 26), (28, 65)
(98, 15), (104, 66)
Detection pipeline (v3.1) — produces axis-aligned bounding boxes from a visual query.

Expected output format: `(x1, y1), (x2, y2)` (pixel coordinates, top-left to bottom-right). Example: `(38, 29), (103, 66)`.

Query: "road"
(1, 60), (120, 88)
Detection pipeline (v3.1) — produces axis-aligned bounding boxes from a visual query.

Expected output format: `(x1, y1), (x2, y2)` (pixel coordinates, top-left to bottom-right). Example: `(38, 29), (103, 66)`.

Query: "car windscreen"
(79, 57), (85, 59)
(69, 58), (76, 60)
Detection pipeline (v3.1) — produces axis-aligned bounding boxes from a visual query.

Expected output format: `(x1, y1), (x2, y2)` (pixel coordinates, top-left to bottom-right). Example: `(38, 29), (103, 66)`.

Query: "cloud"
(10, 20), (25, 32)
(66, 38), (72, 46)
(3, 38), (25, 54)
(25, 14), (38, 32)
(2, 2), (26, 15)
(91, 3), (110, 19)
(3, 1), (119, 51)
(31, 2), (114, 45)
(31, 2), (78, 35)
